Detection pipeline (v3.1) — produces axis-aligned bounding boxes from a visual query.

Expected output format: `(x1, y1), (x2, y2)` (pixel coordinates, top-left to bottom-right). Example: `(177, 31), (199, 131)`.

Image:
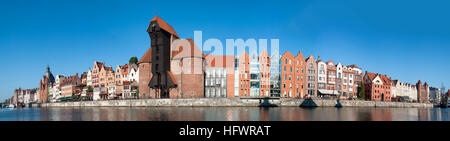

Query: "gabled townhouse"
(305, 55), (318, 98)
(87, 68), (92, 87)
(326, 60), (337, 91)
(281, 51), (295, 98)
(281, 51), (306, 98)
(341, 65), (355, 99)
(129, 63), (139, 83)
(317, 60), (327, 92)
(105, 66), (116, 99)
(239, 51), (250, 97)
(259, 49), (271, 97)
(347, 64), (363, 96)
(391, 80), (417, 102)
(60, 73), (82, 100)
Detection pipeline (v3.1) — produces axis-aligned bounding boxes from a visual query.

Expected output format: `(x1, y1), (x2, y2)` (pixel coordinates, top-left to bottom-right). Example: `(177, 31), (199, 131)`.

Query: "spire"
(46, 65), (50, 73)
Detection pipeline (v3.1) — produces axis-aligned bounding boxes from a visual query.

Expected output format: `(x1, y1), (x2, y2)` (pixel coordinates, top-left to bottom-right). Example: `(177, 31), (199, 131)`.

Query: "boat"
(7, 104), (15, 108)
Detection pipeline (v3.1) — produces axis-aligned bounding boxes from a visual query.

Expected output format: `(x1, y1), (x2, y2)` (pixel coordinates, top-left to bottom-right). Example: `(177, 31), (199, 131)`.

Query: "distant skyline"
(1, 0), (449, 100)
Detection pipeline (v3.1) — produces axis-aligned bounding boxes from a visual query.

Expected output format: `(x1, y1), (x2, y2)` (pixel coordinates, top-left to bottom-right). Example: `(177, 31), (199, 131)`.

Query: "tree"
(87, 86), (93, 92)
(129, 57), (138, 65)
(358, 81), (365, 100)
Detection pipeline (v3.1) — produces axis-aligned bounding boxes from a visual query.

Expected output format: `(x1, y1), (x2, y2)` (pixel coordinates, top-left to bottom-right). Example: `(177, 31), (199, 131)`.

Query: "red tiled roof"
(148, 16), (180, 38)
(366, 72), (377, 81)
(123, 81), (131, 85)
(96, 62), (105, 69)
(121, 64), (129, 75)
(105, 67), (112, 71)
(347, 64), (360, 69)
(139, 48), (152, 63)
(366, 71), (391, 85)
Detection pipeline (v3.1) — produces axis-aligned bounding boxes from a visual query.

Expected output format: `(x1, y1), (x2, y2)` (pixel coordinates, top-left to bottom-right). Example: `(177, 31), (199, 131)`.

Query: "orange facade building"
(238, 51), (250, 97)
(281, 51), (306, 98)
(259, 49), (271, 97)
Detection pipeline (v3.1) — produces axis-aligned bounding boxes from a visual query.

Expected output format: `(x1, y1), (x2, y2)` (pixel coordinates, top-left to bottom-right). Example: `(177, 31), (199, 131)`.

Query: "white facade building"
(205, 68), (227, 98)
(87, 69), (92, 87)
(317, 60), (327, 90)
(129, 64), (139, 82)
(391, 80), (417, 102)
(249, 51), (260, 97)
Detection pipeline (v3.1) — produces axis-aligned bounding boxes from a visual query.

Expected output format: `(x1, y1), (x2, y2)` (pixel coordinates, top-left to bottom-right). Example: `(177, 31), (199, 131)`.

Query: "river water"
(0, 107), (449, 121)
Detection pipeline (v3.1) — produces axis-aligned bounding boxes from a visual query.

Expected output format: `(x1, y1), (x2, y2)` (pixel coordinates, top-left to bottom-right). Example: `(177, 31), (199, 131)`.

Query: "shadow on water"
(335, 99), (342, 108)
(299, 98), (318, 108)
(258, 98), (278, 107)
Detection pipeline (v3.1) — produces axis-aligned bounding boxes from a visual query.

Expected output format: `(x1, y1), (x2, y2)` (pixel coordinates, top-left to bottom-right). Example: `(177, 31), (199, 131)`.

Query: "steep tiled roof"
(105, 67), (112, 71)
(96, 62), (105, 68)
(366, 71), (391, 85)
(148, 16), (180, 38)
(139, 48), (152, 63)
(347, 64), (360, 69)
(366, 72), (377, 81)
(60, 73), (81, 86)
(121, 64), (129, 75)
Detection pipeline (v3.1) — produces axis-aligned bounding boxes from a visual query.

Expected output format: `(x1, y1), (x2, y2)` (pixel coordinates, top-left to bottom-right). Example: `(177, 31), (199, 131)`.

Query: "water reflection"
(0, 107), (449, 121)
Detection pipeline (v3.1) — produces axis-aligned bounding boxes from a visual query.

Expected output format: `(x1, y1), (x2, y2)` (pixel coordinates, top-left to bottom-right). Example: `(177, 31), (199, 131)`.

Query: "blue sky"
(0, 0), (449, 100)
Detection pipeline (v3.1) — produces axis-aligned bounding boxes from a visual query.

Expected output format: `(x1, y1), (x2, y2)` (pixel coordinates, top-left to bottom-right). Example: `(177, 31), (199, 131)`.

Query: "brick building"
(138, 16), (205, 99)
(364, 71), (392, 101)
(60, 73), (82, 99)
(305, 55), (318, 97)
(170, 38), (205, 98)
(138, 47), (154, 99)
(38, 66), (55, 103)
(259, 49), (271, 97)
(238, 51), (250, 97)
(281, 51), (306, 98)
(416, 80), (429, 103)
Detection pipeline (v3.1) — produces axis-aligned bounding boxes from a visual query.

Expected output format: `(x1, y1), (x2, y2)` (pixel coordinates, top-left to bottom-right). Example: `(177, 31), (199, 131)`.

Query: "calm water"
(0, 107), (449, 121)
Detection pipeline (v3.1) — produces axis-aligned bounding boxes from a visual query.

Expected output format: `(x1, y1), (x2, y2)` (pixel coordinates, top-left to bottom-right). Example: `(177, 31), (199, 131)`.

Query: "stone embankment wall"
(41, 98), (433, 108)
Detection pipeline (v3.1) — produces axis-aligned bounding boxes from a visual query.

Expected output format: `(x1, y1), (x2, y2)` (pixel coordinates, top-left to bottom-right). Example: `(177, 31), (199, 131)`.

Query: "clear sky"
(1, 0), (449, 100)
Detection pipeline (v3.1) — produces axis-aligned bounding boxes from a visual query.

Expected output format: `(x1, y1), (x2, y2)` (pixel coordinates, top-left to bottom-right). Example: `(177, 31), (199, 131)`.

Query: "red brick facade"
(416, 80), (429, 103)
(281, 51), (306, 98)
(364, 71), (392, 101)
(238, 51), (250, 97)
(259, 49), (270, 97)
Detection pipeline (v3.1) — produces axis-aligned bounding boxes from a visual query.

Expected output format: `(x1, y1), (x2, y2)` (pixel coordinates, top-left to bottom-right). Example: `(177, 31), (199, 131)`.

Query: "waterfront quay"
(40, 98), (433, 108)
